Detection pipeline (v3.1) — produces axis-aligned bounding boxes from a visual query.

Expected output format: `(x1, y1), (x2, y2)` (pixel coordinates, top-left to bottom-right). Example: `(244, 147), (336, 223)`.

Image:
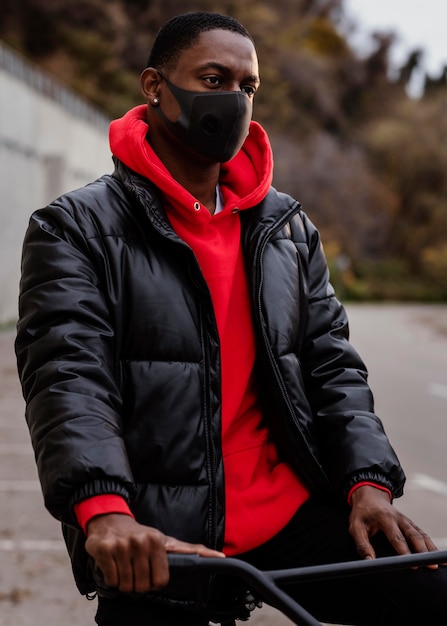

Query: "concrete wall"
(0, 41), (113, 324)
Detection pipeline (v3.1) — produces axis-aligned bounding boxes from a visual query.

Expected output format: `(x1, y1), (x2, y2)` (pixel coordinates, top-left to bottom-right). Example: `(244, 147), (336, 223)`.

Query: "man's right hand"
(85, 513), (225, 594)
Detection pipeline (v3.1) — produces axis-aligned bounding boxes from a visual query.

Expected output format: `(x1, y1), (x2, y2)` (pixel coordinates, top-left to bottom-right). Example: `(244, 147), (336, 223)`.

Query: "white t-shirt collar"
(214, 185), (224, 215)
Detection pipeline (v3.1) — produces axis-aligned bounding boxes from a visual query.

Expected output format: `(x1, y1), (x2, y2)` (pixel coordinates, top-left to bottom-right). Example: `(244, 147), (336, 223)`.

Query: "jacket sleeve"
(15, 202), (135, 526)
(296, 211), (405, 499)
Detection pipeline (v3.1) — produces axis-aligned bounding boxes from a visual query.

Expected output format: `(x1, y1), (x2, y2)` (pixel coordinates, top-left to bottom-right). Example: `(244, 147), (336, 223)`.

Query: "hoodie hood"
(109, 104), (273, 221)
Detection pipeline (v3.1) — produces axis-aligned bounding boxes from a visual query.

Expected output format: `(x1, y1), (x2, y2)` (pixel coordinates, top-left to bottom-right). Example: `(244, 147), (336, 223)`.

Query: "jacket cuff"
(74, 494), (135, 534)
(343, 472), (395, 502)
(347, 481), (392, 506)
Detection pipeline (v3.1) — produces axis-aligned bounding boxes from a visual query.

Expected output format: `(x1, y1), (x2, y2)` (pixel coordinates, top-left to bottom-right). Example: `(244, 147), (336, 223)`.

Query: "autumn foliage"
(1, 0), (446, 300)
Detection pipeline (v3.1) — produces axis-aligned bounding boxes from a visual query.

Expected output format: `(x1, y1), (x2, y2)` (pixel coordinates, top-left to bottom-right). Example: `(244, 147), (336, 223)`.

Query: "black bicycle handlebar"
(168, 553), (322, 626)
(168, 550), (447, 626)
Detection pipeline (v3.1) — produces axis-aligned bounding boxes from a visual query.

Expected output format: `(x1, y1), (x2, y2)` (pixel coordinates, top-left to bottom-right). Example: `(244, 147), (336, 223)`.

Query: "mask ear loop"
(156, 70), (190, 102)
(153, 70), (193, 130)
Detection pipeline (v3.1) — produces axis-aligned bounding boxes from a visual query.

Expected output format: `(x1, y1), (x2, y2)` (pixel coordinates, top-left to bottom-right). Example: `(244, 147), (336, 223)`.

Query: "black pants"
(95, 496), (447, 625)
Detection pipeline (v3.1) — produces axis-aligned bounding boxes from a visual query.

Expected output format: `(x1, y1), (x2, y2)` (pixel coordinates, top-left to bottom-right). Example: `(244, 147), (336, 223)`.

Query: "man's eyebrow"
(196, 62), (260, 83)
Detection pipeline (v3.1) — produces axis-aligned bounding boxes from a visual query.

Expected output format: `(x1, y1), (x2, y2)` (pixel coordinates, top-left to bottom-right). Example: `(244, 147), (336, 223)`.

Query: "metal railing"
(0, 39), (110, 130)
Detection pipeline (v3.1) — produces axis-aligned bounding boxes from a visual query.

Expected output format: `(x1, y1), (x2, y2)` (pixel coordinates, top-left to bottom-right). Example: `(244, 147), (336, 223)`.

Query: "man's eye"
(205, 76), (222, 86)
(241, 85), (256, 96)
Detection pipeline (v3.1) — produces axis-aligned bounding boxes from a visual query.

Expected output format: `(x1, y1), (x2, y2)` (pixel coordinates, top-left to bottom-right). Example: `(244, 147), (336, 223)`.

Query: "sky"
(343, 0), (447, 93)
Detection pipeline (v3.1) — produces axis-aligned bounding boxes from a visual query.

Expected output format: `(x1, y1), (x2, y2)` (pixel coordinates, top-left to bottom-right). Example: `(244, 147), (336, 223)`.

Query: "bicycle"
(168, 549), (447, 626)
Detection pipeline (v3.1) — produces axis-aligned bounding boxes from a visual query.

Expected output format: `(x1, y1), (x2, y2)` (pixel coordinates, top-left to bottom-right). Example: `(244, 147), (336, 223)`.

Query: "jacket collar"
(114, 159), (300, 239)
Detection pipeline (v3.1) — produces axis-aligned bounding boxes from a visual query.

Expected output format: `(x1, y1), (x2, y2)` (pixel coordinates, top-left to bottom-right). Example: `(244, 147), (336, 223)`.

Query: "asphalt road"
(347, 304), (447, 548)
(1, 303), (446, 625)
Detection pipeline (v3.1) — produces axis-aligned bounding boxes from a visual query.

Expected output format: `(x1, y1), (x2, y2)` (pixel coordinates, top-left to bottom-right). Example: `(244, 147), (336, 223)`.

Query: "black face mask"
(155, 71), (252, 163)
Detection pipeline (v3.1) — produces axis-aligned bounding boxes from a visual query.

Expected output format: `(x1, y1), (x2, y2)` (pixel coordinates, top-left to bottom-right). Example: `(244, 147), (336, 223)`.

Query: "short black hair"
(146, 11), (253, 71)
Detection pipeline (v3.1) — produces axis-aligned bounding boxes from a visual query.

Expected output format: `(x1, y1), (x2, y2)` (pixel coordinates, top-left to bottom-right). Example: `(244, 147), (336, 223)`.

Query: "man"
(15, 11), (446, 626)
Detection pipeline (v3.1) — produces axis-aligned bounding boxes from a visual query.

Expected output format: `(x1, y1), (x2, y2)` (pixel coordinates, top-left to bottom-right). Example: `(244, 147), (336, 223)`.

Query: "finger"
(408, 526), (438, 552)
(97, 558), (119, 588)
(385, 527), (413, 558)
(195, 544), (226, 558)
(419, 536), (447, 568)
(402, 521), (440, 569)
(148, 545), (170, 590)
(114, 549), (135, 593)
(86, 539), (120, 588)
(165, 537), (225, 558)
(354, 534), (376, 560)
(348, 523), (375, 560)
(131, 548), (153, 593)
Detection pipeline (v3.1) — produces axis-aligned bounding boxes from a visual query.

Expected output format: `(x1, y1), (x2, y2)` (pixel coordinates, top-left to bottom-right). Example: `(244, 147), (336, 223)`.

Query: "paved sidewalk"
(0, 330), (97, 625)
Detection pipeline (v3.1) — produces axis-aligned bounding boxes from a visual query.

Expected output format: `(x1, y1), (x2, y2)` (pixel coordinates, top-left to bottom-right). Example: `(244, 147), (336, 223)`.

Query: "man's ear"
(140, 68), (162, 101)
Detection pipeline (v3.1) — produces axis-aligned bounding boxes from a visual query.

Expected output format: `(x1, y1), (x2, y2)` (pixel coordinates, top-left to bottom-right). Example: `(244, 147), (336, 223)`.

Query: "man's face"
(160, 28), (260, 124)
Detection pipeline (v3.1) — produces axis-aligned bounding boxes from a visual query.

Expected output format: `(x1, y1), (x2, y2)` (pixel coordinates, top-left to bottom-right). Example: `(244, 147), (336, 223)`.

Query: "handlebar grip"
(167, 553), (204, 570)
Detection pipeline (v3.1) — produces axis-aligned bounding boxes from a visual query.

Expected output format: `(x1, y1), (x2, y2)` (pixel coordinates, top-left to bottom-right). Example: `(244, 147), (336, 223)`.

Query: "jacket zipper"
(131, 176), (222, 551)
(179, 244), (221, 553)
(253, 207), (330, 490)
(199, 299), (220, 552)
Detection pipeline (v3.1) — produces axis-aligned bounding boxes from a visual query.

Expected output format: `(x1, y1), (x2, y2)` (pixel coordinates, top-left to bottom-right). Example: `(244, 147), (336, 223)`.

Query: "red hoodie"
(75, 105), (310, 555)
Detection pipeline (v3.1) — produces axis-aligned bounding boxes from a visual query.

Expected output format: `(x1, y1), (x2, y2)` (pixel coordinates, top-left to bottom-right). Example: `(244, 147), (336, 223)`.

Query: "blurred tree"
(424, 65), (447, 96)
(363, 96), (447, 273)
(0, 0), (445, 299)
(397, 49), (423, 88)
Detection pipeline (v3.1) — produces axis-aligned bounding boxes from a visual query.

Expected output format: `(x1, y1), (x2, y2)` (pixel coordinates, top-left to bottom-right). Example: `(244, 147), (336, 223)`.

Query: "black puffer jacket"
(15, 160), (405, 606)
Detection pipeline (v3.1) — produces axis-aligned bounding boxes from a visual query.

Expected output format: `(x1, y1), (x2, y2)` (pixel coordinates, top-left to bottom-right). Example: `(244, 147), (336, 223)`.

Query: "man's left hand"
(348, 485), (439, 567)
